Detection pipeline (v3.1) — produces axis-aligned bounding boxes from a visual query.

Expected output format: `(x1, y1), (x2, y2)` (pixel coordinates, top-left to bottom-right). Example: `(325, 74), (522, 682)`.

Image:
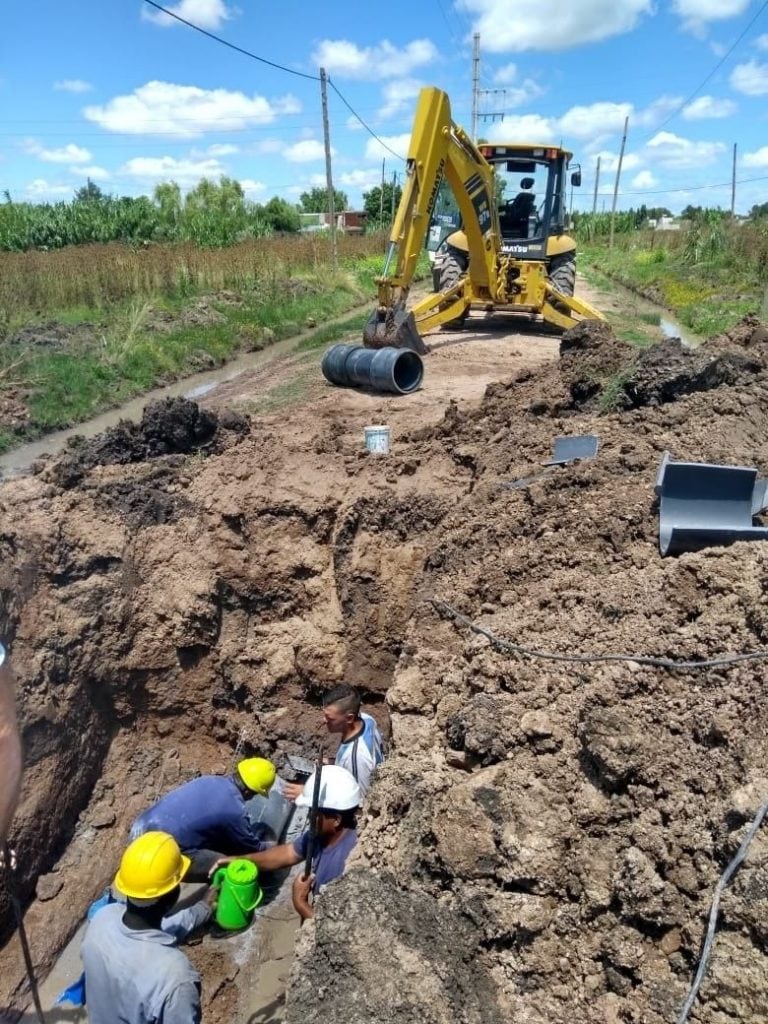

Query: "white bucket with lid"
(364, 424), (391, 454)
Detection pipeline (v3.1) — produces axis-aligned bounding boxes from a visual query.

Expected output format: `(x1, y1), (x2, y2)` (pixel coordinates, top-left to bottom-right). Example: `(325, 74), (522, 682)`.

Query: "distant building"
(299, 211), (368, 234)
(649, 216), (680, 231)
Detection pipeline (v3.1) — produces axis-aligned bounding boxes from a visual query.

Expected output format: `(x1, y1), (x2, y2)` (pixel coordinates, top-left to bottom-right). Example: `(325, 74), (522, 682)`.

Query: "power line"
(641, 0), (768, 138)
(327, 79), (407, 161)
(140, 1), (406, 163)
(141, 0), (319, 81)
(589, 173), (768, 198)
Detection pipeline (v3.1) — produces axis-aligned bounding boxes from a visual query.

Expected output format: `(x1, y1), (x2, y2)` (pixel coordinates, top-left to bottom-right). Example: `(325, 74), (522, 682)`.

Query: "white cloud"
(84, 81), (301, 138)
(141, 0), (232, 30)
(756, 34), (768, 51)
(486, 114), (556, 141)
(743, 146), (768, 168)
(559, 101), (632, 139)
(23, 139), (92, 164)
(457, 0), (652, 52)
(646, 131), (725, 169)
(312, 38), (437, 79)
(74, 165), (111, 180)
(672, 0), (749, 24)
(346, 114), (364, 132)
(493, 63), (518, 85)
(253, 138), (283, 155)
(682, 95), (737, 119)
(591, 150), (642, 173)
(337, 168), (384, 190)
(730, 60), (768, 96)
(630, 170), (658, 189)
(364, 132), (411, 161)
(284, 139), (331, 163)
(239, 179), (267, 198)
(485, 65), (545, 109)
(54, 79), (92, 94)
(206, 143), (239, 156)
(119, 155), (227, 186)
(635, 94), (683, 127)
(25, 179), (72, 199)
(378, 79), (422, 119)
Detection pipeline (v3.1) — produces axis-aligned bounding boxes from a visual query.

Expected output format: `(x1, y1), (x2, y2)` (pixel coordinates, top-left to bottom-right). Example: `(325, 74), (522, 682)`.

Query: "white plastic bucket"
(364, 424), (391, 454)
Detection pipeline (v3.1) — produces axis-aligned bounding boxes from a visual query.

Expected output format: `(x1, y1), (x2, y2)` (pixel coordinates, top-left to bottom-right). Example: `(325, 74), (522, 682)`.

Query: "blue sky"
(3, 0), (768, 213)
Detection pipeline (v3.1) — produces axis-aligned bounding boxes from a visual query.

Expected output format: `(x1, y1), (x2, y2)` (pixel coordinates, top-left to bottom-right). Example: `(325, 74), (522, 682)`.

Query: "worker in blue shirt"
(214, 765), (361, 921)
(130, 757), (276, 880)
(81, 831), (211, 1024)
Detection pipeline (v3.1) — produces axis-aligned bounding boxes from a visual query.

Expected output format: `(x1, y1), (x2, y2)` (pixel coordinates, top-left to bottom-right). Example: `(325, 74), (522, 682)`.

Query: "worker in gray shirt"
(81, 830), (210, 1024)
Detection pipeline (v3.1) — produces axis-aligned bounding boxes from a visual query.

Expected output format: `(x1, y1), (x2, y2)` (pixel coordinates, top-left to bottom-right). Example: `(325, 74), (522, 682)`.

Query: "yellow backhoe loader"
(364, 87), (605, 354)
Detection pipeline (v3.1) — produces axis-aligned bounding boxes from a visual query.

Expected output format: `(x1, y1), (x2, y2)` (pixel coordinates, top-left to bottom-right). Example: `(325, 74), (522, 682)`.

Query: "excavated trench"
(3, 314), (768, 1022)
(0, 399), (457, 1017)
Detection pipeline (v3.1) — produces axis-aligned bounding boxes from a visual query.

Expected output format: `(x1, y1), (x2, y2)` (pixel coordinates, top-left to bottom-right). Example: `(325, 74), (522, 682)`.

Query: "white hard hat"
(295, 765), (361, 811)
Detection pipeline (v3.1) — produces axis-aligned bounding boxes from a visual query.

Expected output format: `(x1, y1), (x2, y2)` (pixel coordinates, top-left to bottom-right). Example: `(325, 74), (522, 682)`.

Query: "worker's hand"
(208, 856), (233, 879)
(292, 872), (314, 902)
(282, 782), (303, 802)
(291, 872), (315, 921)
(204, 886), (218, 912)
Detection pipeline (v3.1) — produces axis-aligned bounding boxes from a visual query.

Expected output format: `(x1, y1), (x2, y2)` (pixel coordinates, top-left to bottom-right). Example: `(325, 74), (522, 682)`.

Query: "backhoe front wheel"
(548, 251), (576, 297)
(438, 246), (469, 329)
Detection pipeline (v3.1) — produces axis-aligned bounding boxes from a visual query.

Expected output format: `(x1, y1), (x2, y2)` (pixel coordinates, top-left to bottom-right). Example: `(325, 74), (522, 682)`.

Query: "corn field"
(0, 234), (387, 316)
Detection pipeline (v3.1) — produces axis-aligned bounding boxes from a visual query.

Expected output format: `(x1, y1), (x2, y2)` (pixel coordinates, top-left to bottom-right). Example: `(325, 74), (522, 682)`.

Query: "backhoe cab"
(363, 87), (604, 354)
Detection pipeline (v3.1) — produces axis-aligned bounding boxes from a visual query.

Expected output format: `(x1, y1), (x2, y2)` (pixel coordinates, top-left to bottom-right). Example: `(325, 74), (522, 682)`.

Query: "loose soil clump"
(48, 397), (247, 488)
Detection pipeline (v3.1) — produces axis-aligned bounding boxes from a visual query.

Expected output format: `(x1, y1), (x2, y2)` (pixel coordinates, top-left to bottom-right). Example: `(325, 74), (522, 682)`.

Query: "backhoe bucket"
(363, 304), (429, 355)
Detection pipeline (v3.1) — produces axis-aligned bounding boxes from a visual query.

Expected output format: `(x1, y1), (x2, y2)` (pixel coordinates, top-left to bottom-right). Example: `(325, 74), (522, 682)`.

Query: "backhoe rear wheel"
(548, 251), (576, 297)
(438, 246), (469, 329)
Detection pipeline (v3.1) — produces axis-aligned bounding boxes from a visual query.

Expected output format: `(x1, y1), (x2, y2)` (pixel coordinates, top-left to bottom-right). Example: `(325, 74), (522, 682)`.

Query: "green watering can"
(211, 859), (263, 931)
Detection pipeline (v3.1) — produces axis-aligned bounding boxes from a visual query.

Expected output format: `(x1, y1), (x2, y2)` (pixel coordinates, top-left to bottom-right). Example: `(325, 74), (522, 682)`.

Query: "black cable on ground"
(432, 599), (768, 672)
(2, 843), (47, 1024)
(676, 797), (768, 1024)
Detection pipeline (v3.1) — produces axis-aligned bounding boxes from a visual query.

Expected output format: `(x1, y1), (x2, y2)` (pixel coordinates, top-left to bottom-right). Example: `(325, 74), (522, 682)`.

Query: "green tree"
(748, 202), (768, 219)
(362, 182), (403, 223)
(74, 179), (105, 203)
(259, 196), (301, 233)
(299, 186), (348, 212)
(154, 182), (182, 222)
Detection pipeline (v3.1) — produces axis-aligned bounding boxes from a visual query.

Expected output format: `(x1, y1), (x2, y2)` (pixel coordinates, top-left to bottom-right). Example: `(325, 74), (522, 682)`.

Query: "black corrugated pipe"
(321, 344), (424, 395)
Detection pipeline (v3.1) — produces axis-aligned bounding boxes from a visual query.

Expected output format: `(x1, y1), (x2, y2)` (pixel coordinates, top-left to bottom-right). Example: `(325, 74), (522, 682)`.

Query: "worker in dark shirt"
(130, 758), (276, 880)
(214, 765), (361, 920)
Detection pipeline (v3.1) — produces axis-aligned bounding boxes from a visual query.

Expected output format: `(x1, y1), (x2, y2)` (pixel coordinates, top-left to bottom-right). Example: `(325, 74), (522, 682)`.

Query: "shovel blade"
(363, 306), (428, 355)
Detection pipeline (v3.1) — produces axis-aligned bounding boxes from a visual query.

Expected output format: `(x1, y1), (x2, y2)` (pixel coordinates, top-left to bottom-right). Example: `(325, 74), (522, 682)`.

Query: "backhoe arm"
(363, 87), (498, 352)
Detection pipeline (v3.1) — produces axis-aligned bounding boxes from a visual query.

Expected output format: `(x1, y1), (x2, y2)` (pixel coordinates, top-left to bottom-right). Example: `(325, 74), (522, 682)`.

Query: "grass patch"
(0, 243), (430, 450)
(598, 368), (635, 413)
(582, 235), (765, 338)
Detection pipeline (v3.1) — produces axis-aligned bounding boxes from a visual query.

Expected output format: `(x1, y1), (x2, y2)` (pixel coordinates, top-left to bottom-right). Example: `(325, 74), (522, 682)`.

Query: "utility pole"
(731, 142), (737, 218)
(319, 67), (337, 270)
(379, 158), (385, 224)
(592, 155), (601, 216)
(609, 116), (629, 249)
(471, 32), (480, 142)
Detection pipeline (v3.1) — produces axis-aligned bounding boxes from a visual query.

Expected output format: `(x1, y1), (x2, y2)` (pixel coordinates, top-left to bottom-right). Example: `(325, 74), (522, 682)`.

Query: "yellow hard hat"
(237, 757), (276, 795)
(114, 832), (191, 901)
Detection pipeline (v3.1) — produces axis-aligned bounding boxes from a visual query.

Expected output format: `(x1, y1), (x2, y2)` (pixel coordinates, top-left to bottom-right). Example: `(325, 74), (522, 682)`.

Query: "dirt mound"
(619, 337), (762, 409)
(6, 319), (98, 350)
(292, 316), (768, 1024)
(559, 319), (636, 408)
(48, 398), (247, 488)
(286, 868), (505, 1024)
(145, 299), (226, 334)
